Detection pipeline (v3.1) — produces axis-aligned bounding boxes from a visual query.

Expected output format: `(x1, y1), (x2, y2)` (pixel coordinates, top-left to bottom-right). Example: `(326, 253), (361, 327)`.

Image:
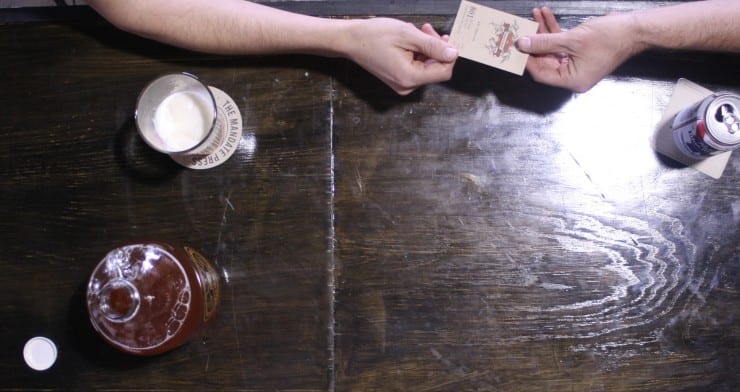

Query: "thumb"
(516, 33), (567, 55)
(415, 33), (459, 63)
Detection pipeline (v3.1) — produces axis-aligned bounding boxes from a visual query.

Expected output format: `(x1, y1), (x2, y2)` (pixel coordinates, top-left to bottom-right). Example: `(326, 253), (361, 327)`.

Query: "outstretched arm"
(516, 0), (740, 92)
(87, 0), (458, 95)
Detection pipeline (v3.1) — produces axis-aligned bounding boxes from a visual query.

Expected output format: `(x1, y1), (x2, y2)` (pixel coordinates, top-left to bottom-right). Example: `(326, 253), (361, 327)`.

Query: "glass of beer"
(135, 73), (223, 155)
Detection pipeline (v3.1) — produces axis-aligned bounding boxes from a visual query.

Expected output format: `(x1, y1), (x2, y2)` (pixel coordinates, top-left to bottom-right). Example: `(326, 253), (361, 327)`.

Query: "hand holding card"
(449, 0), (539, 75)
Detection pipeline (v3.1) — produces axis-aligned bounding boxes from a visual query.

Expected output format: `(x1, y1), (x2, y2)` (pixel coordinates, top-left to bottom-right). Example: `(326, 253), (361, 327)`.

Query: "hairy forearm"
(87, 0), (458, 95)
(630, 0), (740, 53)
(87, 0), (354, 57)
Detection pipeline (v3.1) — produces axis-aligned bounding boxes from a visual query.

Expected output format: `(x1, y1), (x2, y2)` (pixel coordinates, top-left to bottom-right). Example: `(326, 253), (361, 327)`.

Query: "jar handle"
(97, 279), (141, 322)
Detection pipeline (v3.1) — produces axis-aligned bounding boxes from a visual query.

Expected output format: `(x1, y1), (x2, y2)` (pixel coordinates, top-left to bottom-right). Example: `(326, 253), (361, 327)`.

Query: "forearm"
(88, 0), (458, 95)
(87, 0), (354, 57)
(630, 0), (740, 53)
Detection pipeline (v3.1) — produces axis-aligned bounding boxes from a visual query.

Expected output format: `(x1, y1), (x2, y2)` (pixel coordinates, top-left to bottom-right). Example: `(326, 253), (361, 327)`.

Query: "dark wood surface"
(1, 2), (738, 391)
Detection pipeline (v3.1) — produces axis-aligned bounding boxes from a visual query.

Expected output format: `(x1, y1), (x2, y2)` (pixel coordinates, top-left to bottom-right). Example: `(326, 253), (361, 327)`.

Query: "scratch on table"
(224, 195), (235, 212)
(568, 150), (606, 200)
(354, 164), (364, 194)
(427, 348), (493, 391)
(231, 292), (245, 372)
(552, 344), (561, 374)
(217, 189), (235, 248)
(429, 348), (465, 376)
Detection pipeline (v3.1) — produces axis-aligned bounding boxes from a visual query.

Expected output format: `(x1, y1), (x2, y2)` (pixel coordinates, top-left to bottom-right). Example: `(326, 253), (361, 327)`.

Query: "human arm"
(516, 0), (740, 92)
(86, 0), (458, 95)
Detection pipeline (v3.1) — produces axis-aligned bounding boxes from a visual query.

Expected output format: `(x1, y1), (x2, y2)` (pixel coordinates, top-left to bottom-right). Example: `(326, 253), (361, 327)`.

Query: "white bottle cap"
(23, 337), (57, 371)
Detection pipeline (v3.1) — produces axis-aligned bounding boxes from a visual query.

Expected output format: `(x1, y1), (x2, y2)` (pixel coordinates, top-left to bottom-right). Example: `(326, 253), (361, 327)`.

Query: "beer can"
(671, 93), (740, 159)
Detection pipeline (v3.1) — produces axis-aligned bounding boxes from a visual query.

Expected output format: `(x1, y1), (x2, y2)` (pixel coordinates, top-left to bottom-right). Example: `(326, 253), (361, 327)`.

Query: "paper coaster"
(651, 78), (732, 179)
(170, 87), (243, 170)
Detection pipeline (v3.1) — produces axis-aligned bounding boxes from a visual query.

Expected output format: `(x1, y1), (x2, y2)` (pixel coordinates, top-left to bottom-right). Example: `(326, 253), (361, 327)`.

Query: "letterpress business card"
(449, 0), (539, 75)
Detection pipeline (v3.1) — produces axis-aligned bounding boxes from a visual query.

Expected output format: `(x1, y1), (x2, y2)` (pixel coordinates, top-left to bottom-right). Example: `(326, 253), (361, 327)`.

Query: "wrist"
(265, 15), (356, 58)
(324, 19), (364, 61)
(624, 12), (651, 56)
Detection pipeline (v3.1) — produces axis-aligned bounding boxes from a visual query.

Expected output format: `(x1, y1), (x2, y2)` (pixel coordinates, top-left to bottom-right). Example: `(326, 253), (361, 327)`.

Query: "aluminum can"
(671, 93), (740, 159)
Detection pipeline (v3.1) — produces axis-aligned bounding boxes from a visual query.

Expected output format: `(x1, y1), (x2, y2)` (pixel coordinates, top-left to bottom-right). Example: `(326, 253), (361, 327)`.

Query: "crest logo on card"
(487, 21), (519, 62)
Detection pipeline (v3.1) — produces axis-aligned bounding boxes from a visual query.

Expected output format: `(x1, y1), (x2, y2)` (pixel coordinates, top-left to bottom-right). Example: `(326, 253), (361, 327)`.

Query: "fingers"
(418, 23), (454, 65)
(414, 24), (459, 63)
(533, 8), (547, 33)
(517, 7), (566, 54)
(538, 7), (568, 60)
(397, 52), (456, 95)
(516, 30), (569, 55)
(353, 19), (457, 95)
(420, 24), (450, 43)
(420, 23), (441, 38)
(540, 7), (561, 33)
(533, 7), (560, 35)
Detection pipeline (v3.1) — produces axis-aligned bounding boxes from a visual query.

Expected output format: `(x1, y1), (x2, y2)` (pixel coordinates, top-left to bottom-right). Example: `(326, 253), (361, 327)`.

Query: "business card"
(449, 0), (539, 75)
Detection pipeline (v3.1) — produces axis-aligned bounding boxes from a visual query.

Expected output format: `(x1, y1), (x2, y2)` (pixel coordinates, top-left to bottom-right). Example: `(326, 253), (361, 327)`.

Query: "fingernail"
(442, 47), (458, 61)
(517, 37), (531, 51)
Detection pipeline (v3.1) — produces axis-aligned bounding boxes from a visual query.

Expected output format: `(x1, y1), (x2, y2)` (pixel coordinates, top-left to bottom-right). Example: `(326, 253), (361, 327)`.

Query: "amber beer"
(86, 242), (220, 355)
(671, 93), (740, 159)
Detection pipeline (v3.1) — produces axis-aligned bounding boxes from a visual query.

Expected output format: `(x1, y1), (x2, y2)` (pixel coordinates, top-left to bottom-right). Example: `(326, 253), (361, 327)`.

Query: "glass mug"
(135, 73), (224, 155)
(86, 242), (221, 356)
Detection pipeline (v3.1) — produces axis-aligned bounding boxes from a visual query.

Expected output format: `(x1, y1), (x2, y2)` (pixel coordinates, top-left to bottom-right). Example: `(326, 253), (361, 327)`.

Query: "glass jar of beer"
(86, 242), (220, 355)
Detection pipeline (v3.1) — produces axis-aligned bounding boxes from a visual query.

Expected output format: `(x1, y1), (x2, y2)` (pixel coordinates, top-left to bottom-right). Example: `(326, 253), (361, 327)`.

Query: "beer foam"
(153, 91), (214, 152)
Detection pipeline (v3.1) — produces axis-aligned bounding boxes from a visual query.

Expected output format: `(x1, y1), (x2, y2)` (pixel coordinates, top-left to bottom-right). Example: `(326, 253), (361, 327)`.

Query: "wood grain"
(0, 3), (738, 391)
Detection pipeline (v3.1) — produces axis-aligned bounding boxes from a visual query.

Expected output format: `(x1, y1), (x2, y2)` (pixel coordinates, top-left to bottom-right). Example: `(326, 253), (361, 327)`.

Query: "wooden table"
(1, 1), (738, 390)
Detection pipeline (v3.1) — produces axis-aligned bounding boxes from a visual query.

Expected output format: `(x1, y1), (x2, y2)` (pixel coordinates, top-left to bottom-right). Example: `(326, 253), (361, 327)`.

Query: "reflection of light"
(236, 132), (257, 161)
(141, 248), (160, 273)
(549, 80), (667, 203)
(222, 268), (230, 284)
